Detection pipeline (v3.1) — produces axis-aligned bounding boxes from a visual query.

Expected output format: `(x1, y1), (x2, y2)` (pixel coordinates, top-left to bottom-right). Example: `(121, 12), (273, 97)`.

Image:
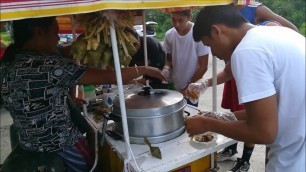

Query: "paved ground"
(0, 56), (265, 171)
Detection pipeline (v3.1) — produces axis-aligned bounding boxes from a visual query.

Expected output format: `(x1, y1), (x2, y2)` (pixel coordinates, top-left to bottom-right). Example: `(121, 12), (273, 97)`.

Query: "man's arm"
(256, 5), (299, 32)
(185, 61), (232, 99)
(185, 94), (278, 144)
(206, 62), (233, 87)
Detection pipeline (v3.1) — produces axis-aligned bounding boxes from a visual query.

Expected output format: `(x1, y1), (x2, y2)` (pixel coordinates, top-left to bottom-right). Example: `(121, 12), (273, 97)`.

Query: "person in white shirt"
(184, 4), (305, 172)
(161, 9), (210, 106)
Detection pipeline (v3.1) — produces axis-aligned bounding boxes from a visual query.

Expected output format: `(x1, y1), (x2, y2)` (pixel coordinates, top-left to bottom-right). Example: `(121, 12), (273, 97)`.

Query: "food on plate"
(194, 133), (214, 142)
(93, 106), (110, 122)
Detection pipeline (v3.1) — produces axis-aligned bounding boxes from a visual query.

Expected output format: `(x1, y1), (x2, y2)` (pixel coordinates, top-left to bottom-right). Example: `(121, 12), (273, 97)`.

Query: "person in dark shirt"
(0, 17), (165, 172)
(127, 28), (166, 89)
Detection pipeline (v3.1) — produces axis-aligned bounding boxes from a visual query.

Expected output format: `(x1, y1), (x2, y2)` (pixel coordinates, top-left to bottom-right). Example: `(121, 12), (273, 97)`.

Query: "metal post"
(211, 55), (218, 170)
(142, 10), (149, 86)
(109, 20), (132, 160)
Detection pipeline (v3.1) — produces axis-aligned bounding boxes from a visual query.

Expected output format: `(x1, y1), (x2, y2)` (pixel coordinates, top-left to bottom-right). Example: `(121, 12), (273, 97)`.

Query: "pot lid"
(113, 87), (184, 110)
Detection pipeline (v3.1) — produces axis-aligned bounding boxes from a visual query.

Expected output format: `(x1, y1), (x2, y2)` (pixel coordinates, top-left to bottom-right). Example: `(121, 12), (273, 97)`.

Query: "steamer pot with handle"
(111, 87), (187, 144)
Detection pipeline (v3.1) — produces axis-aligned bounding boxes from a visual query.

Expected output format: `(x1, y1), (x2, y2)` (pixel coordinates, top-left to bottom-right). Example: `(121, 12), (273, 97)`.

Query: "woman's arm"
(78, 66), (165, 85)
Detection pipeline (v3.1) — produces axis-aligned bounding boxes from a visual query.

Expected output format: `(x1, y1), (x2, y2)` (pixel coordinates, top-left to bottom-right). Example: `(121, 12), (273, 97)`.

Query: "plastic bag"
(199, 111), (237, 121)
(186, 79), (209, 104)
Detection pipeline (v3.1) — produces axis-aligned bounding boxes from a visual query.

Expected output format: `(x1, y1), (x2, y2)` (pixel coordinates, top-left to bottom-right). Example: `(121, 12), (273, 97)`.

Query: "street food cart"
(85, 104), (237, 172)
(0, 0), (254, 171)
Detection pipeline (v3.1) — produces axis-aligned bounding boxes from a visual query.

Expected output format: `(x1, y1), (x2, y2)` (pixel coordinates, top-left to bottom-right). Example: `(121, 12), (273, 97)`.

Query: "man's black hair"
(171, 9), (192, 17)
(13, 17), (55, 50)
(1, 17), (55, 64)
(193, 4), (248, 42)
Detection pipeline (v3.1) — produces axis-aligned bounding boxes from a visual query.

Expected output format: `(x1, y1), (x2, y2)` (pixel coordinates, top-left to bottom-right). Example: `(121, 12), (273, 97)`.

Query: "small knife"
(144, 137), (162, 159)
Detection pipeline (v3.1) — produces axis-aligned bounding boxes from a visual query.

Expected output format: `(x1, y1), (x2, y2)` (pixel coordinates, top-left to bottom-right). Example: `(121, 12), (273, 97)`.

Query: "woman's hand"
(143, 66), (167, 81)
(161, 65), (171, 81)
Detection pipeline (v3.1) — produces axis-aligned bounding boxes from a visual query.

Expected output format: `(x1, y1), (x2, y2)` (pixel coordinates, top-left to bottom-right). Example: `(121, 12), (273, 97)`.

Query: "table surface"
(85, 105), (237, 172)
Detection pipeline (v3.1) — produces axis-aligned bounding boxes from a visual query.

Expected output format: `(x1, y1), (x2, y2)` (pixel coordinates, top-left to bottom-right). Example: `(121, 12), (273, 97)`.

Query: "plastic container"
(83, 85), (96, 98)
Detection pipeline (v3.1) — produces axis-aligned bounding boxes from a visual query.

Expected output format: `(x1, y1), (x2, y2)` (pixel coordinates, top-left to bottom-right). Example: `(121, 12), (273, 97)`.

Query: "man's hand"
(184, 111), (237, 136)
(184, 115), (210, 136)
(185, 79), (209, 103)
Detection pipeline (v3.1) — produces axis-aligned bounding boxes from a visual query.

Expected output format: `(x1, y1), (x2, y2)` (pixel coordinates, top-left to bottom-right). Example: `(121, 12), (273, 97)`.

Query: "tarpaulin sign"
(56, 16), (83, 34)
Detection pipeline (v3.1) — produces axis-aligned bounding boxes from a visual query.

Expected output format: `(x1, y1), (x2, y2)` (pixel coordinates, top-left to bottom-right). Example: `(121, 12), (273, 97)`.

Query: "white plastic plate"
(191, 132), (217, 146)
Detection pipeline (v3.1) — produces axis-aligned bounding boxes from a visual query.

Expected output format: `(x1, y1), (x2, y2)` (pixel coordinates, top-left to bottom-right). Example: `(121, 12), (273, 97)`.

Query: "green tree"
(146, 1), (305, 40)
(145, 9), (201, 40)
(299, 22), (306, 36)
(145, 10), (171, 40)
(260, 0), (306, 33)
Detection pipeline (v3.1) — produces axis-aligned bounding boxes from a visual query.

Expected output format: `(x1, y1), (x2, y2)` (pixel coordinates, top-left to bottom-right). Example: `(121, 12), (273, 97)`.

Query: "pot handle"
(143, 86), (151, 95)
(105, 130), (122, 140)
(182, 98), (191, 118)
(184, 110), (191, 117)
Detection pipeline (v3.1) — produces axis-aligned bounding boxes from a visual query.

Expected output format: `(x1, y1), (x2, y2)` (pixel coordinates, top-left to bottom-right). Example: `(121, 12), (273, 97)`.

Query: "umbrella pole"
(70, 15), (99, 172)
(109, 19), (131, 157)
(142, 10), (149, 86)
(109, 20), (141, 171)
(70, 15), (77, 41)
(210, 55), (218, 170)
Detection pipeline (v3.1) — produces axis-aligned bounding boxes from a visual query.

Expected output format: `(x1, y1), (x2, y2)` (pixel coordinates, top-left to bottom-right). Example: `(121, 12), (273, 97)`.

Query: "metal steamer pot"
(110, 87), (187, 144)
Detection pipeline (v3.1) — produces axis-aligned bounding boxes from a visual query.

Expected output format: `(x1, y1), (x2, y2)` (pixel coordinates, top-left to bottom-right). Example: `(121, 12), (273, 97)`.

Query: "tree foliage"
(145, 9), (201, 40)
(260, 0), (305, 33)
(298, 22), (306, 35)
(147, 1), (305, 39)
(145, 10), (171, 40)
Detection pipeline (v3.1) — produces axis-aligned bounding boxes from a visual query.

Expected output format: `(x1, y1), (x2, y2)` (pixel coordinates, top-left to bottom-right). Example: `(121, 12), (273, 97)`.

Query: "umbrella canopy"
(0, 0), (253, 22)
(158, 0), (254, 12)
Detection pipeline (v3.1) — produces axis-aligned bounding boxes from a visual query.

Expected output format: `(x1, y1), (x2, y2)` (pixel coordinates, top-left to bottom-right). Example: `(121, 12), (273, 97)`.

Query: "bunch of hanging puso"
(70, 10), (139, 69)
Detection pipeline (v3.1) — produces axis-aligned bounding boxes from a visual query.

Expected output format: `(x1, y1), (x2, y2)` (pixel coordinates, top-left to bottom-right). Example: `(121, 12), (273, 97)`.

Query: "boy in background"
(162, 9), (210, 106)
